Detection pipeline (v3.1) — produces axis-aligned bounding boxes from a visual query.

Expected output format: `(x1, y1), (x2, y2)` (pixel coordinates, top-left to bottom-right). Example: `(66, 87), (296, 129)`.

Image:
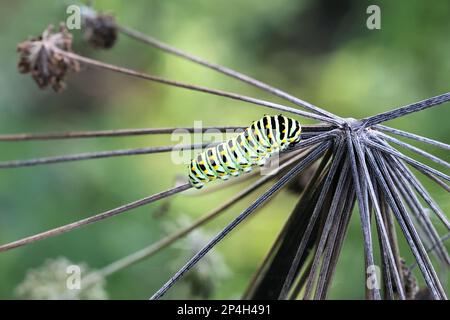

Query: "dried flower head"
(17, 24), (80, 92)
(82, 8), (118, 49)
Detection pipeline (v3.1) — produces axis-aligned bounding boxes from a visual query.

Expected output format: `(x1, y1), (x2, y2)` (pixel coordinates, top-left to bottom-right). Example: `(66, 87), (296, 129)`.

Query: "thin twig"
(361, 92), (450, 128)
(377, 185), (404, 300)
(375, 125), (450, 151)
(291, 129), (341, 151)
(318, 187), (356, 300)
(355, 144), (407, 300)
(0, 184), (191, 252)
(375, 131), (450, 169)
(372, 150), (447, 296)
(55, 49), (340, 125)
(383, 157), (450, 265)
(367, 136), (450, 231)
(365, 138), (450, 183)
(117, 25), (344, 123)
(0, 124), (331, 142)
(303, 161), (350, 299)
(80, 151), (309, 288)
(0, 126), (245, 141)
(377, 189), (396, 300)
(245, 147), (334, 299)
(373, 131), (450, 192)
(354, 135), (408, 300)
(314, 173), (354, 299)
(345, 131), (382, 300)
(0, 142), (212, 169)
(409, 233), (450, 271)
(278, 136), (345, 299)
(366, 148), (447, 299)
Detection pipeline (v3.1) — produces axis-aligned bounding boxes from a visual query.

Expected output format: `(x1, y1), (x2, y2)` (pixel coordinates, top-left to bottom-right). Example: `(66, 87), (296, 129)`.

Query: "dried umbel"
(17, 24), (80, 92)
(82, 9), (118, 49)
(4, 6), (449, 299)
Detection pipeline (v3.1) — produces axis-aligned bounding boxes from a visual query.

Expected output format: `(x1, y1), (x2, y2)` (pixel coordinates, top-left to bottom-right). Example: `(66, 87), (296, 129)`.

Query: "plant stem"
(0, 184), (191, 252)
(150, 141), (331, 299)
(117, 25), (344, 123)
(81, 151), (308, 288)
(375, 125), (450, 150)
(0, 126), (244, 141)
(55, 49), (340, 125)
(0, 142), (213, 169)
(362, 93), (450, 127)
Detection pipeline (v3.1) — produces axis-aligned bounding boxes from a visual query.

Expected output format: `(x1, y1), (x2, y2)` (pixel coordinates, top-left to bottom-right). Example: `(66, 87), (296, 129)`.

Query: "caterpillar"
(188, 114), (302, 189)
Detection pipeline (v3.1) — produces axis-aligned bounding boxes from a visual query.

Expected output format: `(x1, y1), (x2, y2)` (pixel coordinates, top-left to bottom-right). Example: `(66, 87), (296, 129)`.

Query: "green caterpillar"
(188, 115), (302, 189)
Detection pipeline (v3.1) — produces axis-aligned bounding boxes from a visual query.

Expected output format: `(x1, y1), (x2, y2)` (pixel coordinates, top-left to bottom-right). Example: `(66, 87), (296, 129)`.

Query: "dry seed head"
(82, 10), (118, 49)
(17, 23), (80, 92)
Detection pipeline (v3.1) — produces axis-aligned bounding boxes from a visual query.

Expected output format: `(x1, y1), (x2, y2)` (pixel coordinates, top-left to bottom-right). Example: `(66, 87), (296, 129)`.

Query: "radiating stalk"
(0, 126), (244, 141)
(375, 131), (450, 169)
(368, 136), (450, 231)
(0, 142), (212, 169)
(346, 131), (381, 299)
(375, 125), (450, 151)
(318, 190), (356, 299)
(117, 25), (344, 123)
(0, 125), (331, 142)
(0, 184), (191, 252)
(315, 176), (354, 299)
(361, 92), (450, 128)
(303, 161), (350, 299)
(278, 137), (345, 299)
(150, 141), (331, 300)
(244, 148), (334, 299)
(55, 49), (339, 125)
(378, 188), (404, 299)
(365, 138), (450, 183)
(354, 135), (408, 299)
(80, 151), (309, 289)
(366, 148), (447, 299)
(383, 158), (450, 265)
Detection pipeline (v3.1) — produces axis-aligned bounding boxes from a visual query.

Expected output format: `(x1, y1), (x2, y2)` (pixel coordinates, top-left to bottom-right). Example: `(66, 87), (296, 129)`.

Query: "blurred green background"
(0, 0), (448, 299)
